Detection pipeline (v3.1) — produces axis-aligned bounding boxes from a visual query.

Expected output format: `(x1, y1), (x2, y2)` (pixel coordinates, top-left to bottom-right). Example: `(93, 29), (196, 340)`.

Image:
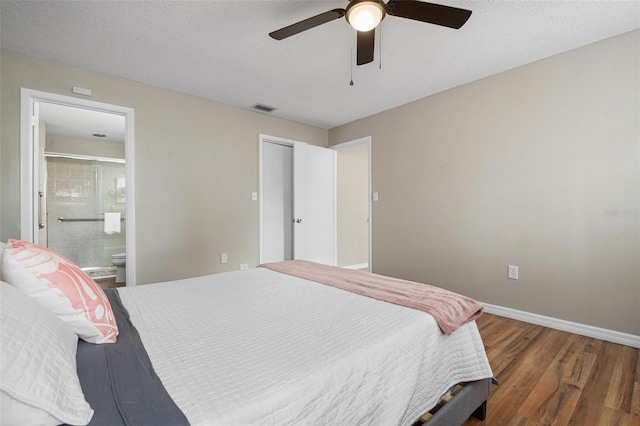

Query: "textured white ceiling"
(1, 1), (638, 129)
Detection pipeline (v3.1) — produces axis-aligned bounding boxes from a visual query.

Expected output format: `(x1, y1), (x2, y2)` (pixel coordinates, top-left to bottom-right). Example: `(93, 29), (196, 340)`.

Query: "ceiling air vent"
(252, 103), (276, 113)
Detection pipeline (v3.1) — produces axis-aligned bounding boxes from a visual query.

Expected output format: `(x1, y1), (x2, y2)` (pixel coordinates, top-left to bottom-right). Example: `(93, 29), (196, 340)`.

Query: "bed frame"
(419, 378), (491, 425)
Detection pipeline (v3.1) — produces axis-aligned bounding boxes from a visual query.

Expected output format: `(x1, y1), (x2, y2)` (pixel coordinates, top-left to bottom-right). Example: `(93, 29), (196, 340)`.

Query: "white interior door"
(293, 143), (336, 265)
(261, 142), (293, 263)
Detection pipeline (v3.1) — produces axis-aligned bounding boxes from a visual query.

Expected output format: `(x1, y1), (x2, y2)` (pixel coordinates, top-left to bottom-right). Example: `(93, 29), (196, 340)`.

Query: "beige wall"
(329, 30), (640, 335)
(46, 134), (126, 159)
(2, 31), (638, 334)
(1, 49), (328, 284)
(336, 143), (369, 267)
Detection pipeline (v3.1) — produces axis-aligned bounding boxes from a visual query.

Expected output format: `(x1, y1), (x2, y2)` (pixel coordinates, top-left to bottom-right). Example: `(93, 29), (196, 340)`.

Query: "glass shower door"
(46, 156), (126, 278)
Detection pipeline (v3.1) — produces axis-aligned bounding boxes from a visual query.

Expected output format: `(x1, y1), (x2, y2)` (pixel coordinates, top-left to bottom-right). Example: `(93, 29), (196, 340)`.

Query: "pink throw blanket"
(259, 260), (483, 335)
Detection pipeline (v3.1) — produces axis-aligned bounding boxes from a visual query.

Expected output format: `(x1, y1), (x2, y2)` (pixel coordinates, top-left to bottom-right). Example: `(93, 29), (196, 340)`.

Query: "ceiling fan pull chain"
(379, 23), (383, 69)
(350, 47), (354, 86)
(350, 31), (355, 86)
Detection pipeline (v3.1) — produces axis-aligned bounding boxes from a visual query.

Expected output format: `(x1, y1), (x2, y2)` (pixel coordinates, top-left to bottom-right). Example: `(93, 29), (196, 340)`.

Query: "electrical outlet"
(220, 253), (228, 264)
(507, 265), (518, 280)
(240, 264), (249, 270)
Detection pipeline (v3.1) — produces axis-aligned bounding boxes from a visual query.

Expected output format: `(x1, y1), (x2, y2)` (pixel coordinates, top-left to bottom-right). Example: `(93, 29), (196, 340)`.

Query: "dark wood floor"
(462, 313), (639, 426)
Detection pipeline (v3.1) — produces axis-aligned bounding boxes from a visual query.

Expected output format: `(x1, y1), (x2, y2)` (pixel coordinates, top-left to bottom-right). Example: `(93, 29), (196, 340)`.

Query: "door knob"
(294, 218), (302, 223)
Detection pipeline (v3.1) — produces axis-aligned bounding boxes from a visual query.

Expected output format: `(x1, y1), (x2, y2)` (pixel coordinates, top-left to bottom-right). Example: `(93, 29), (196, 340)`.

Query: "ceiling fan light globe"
(346, 1), (385, 32)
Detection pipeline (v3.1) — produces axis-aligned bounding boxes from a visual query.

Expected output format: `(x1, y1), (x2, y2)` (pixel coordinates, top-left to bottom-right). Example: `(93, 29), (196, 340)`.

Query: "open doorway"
(332, 137), (372, 271)
(20, 89), (136, 285)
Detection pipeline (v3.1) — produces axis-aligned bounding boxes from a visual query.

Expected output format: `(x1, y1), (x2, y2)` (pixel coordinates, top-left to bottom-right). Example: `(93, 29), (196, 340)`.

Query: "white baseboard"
(342, 263), (369, 270)
(481, 302), (640, 349)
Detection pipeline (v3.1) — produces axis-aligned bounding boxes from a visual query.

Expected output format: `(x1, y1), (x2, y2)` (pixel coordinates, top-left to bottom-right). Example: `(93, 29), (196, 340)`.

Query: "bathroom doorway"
(20, 89), (136, 285)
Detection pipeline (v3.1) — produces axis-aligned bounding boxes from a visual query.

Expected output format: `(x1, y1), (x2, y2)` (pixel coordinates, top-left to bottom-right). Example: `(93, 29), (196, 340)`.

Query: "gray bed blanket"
(70, 288), (190, 426)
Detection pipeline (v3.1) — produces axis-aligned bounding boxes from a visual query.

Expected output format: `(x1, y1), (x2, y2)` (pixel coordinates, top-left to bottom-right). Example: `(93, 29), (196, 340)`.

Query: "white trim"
(124, 109), (136, 286)
(20, 90), (37, 242)
(258, 137), (263, 263)
(342, 263), (369, 270)
(45, 153), (125, 164)
(331, 136), (372, 272)
(20, 88), (137, 286)
(331, 137), (370, 151)
(482, 302), (640, 349)
(332, 149), (338, 267)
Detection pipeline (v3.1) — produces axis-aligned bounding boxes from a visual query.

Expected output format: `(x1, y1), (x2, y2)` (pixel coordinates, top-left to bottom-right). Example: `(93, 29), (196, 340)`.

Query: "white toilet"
(111, 253), (126, 283)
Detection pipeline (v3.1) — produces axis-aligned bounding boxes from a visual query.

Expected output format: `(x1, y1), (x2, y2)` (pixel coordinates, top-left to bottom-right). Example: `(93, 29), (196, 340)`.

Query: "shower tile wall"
(46, 157), (126, 269)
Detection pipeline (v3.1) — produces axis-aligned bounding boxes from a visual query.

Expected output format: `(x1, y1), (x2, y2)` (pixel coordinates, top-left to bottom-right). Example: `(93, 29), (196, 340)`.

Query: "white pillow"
(2, 239), (118, 344)
(0, 281), (94, 426)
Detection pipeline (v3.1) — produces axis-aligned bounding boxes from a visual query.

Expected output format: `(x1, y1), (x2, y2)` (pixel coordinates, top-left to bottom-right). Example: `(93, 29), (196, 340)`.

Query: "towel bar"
(57, 216), (126, 223)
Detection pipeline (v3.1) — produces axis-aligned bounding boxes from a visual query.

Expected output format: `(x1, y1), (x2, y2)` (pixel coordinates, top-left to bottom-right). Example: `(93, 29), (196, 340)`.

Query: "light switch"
(251, 192), (257, 201)
(373, 192), (379, 202)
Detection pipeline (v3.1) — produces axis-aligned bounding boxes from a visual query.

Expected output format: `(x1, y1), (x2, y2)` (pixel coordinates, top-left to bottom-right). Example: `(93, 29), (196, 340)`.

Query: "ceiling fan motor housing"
(345, 0), (387, 32)
(269, 1), (473, 66)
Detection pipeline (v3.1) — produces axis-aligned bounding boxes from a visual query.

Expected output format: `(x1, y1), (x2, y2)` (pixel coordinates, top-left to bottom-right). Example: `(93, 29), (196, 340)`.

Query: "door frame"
(20, 88), (137, 285)
(331, 136), (372, 271)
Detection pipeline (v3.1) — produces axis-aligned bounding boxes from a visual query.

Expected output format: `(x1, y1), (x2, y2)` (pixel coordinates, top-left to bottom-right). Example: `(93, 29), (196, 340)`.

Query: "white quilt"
(118, 268), (492, 426)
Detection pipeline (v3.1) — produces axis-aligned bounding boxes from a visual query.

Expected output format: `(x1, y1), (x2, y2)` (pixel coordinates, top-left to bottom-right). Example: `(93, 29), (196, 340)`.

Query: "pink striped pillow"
(1, 239), (118, 344)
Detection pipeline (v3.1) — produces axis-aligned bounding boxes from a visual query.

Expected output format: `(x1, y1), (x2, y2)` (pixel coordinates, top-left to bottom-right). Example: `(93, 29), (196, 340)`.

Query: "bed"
(0, 240), (493, 426)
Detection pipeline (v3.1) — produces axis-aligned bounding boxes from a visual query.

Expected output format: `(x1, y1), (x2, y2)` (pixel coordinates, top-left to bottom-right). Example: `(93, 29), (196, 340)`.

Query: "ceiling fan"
(269, 0), (472, 66)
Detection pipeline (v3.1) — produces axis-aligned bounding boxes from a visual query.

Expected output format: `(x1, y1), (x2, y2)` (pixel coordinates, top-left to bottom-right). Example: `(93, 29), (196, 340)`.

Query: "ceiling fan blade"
(269, 9), (345, 40)
(386, 1), (472, 29)
(357, 29), (375, 65)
